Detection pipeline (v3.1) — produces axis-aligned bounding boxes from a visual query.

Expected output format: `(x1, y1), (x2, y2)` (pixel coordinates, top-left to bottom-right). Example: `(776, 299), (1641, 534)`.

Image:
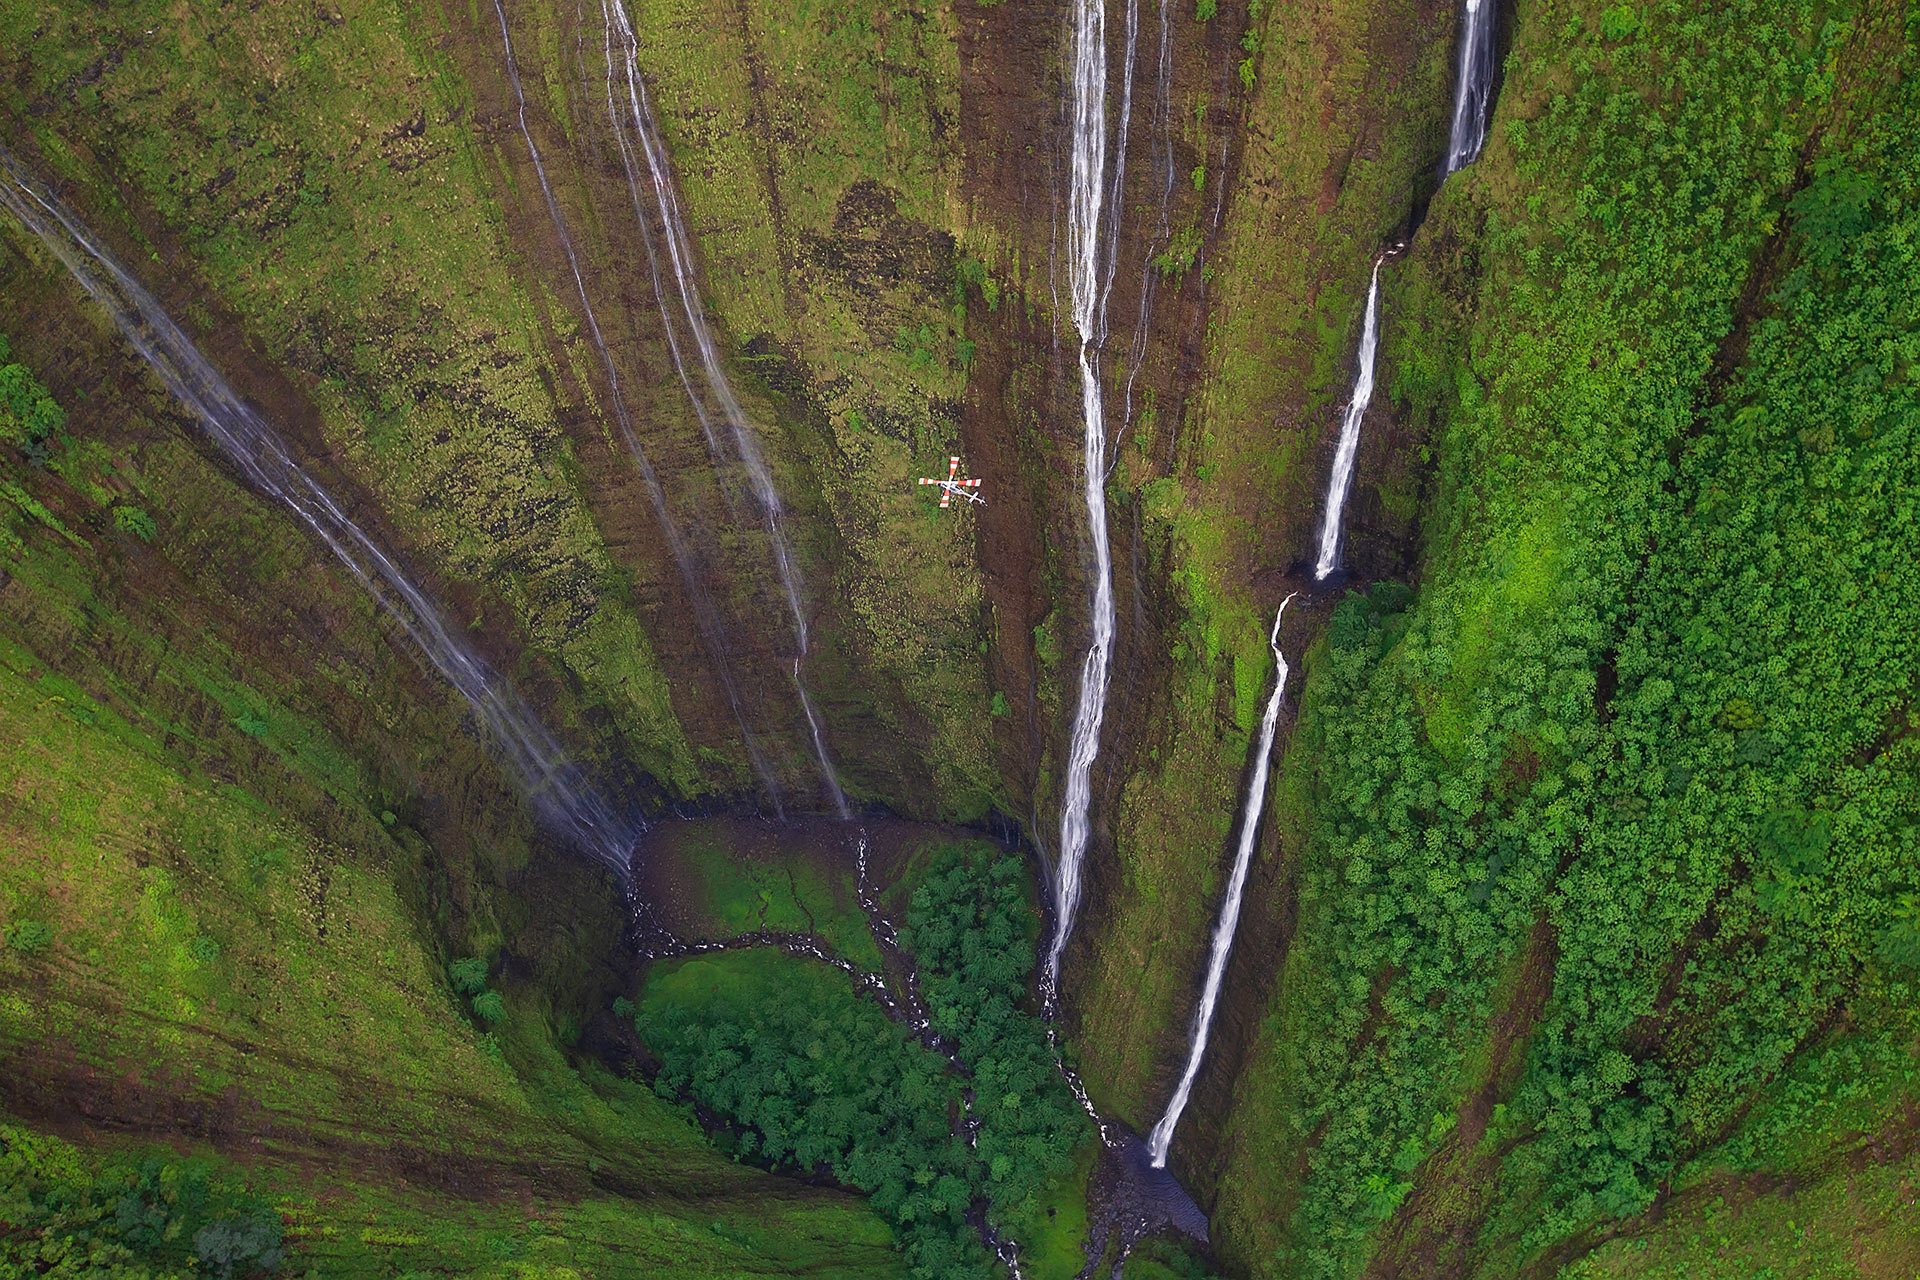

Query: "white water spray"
(0, 147), (640, 876)
(1147, 594), (1297, 1166)
(1311, 260), (1383, 582)
(599, 0), (847, 817)
(1443, 0), (1496, 174)
(1043, 0), (1121, 1003)
(488, 0), (782, 809)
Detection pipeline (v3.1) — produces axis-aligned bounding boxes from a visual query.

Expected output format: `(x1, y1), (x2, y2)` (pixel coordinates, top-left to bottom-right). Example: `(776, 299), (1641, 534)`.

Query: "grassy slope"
(0, 43), (903, 1270)
(0, 0), (707, 798)
(1555, 1151), (1920, 1280)
(637, 819), (889, 970)
(1214, 1), (1920, 1276)
(0, 307), (903, 1273)
(0, 545), (903, 1275)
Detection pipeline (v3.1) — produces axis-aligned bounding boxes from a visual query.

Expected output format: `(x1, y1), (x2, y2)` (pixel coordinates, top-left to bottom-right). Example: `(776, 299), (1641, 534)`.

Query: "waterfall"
(487, 0), (783, 811)
(1442, 0), (1497, 175)
(599, 0), (847, 818)
(0, 147), (640, 876)
(1311, 260), (1383, 582)
(1043, 0), (1121, 1002)
(1147, 594), (1296, 1167)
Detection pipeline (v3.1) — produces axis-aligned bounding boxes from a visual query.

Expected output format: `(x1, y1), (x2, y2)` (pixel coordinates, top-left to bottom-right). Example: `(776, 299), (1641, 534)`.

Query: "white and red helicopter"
(918, 455), (984, 508)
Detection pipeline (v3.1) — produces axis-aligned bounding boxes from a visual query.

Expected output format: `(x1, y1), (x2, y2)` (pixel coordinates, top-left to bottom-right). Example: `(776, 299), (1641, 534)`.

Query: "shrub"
(4, 919), (53, 954)
(447, 956), (489, 995)
(1153, 224), (1203, 276)
(0, 349), (65, 454)
(193, 1211), (286, 1279)
(1598, 4), (1640, 41)
(469, 989), (507, 1026)
(112, 504), (157, 541)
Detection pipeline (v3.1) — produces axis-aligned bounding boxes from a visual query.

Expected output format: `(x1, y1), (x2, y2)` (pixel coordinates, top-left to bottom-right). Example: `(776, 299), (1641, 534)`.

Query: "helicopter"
(917, 455), (984, 508)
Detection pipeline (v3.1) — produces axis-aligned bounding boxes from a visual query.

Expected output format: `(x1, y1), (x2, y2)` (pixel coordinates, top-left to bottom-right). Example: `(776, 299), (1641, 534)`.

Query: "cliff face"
(3, 0), (1918, 1277)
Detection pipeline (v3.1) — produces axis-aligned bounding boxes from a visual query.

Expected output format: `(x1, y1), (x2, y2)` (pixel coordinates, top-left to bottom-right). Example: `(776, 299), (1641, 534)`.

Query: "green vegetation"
(0, 331), (103, 557)
(1071, 0), (1459, 1126)
(1127, 1237), (1224, 1280)
(1, 1126), (285, 1279)
(1, 0), (705, 798)
(0, 333), (63, 455)
(639, 850), (1091, 1280)
(3, 0), (1917, 1277)
(640, 822), (887, 970)
(1217, 3), (1920, 1277)
(0, 304), (902, 1278)
(639, 949), (989, 1279)
(1556, 1145), (1920, 1280)
(3, 917), (50, 955)
(630, 0), (1003, 815)
(1153, 225), (1204, 276)
(0, 1120), (906, 1280)
(903, 849), (1092, 1232)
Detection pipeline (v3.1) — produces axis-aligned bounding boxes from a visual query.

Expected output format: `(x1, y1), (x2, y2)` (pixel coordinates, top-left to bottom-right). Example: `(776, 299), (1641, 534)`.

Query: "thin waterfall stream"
(1143, 0), (1500, 1178)
(1311, 258), (1383, 582)
(1443, 0), (1497, 175)
(1147, 595), (1296, 1166)
(1044, 0), (1123, 1006)
(599, 0), (848, 818)
(0, 146), (640, 877)
(488, 0), (784, 811)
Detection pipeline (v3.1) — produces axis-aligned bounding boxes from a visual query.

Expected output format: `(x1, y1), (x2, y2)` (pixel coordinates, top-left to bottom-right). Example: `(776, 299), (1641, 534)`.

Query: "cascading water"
(1147, 595), (1297, 1166)
(1443, 0), (1497, 174)
(1311, 259), (1383, 582)
(0, 147), (639, 876)
(488, 0), (783, 811)
(1042, 0), (1121, 1003)
(599, 0), (847, 818)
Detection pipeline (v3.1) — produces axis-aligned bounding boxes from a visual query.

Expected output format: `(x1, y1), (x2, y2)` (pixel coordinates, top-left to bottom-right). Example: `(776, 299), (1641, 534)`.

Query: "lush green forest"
(2, 0), (1916, 1276)
(637, 849), (1093, 1279)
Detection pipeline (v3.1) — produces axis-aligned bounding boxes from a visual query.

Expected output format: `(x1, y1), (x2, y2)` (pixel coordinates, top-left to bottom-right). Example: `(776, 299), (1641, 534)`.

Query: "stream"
(629, 817), (1207, 1278)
